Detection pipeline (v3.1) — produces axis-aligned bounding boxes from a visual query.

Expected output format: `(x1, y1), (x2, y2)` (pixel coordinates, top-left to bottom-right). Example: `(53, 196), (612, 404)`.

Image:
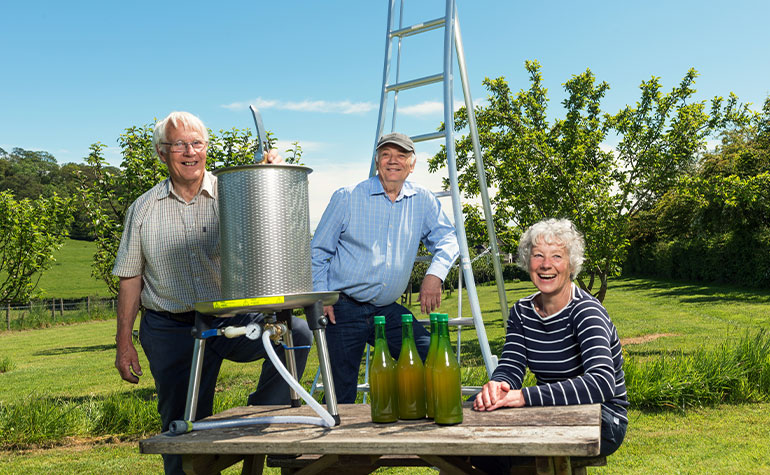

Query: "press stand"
(182, 299), (340, 426)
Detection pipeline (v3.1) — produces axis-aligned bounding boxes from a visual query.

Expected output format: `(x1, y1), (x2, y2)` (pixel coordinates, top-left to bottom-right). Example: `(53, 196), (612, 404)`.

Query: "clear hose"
(169, 325), (334, 435)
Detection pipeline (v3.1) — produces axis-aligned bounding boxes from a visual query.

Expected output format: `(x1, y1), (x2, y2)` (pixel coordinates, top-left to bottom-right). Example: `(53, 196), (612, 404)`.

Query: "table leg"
(242, 454), (266, 475)
(305, 300), (340, 424)
(419, 455), (486, 474)
(276, 310), (301, 407)
(535, 456), (573, 474)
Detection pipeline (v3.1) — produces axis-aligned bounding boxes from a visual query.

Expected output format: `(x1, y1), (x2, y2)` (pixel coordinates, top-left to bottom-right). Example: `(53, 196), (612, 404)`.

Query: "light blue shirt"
(311, 175), (459, 306)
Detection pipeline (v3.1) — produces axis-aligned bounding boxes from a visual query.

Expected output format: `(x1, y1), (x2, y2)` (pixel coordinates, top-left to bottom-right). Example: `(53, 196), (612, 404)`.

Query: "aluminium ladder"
(371, 0), (509, 380)
(310, 0), (509, 400)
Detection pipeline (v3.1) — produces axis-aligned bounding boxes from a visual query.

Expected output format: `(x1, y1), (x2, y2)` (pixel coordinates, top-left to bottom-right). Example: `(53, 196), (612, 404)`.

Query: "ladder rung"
(411, 131), (446, 143)
(417, 317), (475, 327)
(390, 17), (445, 38)
(432, 190), (451, 198)
(414, 255), (432, 262)
(385, 73), (443, 93)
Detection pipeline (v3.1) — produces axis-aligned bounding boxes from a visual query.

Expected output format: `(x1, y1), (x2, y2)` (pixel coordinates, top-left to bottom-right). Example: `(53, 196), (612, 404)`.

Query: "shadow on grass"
(612, 277), (770, 304)
(34, 344), (115, 356)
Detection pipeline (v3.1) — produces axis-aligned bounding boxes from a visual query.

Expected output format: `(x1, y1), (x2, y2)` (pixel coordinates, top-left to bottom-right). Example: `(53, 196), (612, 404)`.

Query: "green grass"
(1, 277), (770, 473)
(36, 238), (111, 298)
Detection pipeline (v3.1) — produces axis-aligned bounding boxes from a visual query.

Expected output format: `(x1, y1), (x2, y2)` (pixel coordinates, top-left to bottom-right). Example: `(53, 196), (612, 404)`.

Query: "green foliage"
(0, 356), (15, 373)
(430, 61), (749, 301)
(625, 331), (770, 410)
(78, 123), (286, 296)
(625, 100), (770, 286)
(0, 191), (74, 303)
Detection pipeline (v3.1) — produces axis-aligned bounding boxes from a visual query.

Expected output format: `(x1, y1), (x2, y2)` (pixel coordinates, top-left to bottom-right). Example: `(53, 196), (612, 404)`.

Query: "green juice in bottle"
(396, 314), (426, 419)
(370, 315), (399, 423)
(432, 313), (463, 425)
(424, 313), (439, 419)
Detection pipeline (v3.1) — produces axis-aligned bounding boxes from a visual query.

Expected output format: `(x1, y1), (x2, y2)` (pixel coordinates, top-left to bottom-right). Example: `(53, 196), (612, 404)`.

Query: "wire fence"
(3, 297), (117, 331)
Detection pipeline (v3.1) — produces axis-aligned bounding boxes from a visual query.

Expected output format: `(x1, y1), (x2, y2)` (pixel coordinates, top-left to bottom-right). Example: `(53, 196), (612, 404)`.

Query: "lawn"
(36, 238), (111, 299)
(1, 277), (769, 473)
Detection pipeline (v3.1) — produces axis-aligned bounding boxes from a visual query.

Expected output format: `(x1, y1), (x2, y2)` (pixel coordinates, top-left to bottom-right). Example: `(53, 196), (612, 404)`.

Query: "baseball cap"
(376, 132), (415, 153)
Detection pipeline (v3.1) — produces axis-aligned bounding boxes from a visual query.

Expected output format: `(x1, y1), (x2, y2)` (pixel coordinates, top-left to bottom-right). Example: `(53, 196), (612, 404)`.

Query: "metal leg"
(276, 310), (301, 407)
(305, 300), (340, 425)
(184, 313), (213, 422)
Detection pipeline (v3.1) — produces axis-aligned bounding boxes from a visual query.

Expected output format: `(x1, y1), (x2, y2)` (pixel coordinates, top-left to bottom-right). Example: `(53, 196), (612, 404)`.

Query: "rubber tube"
(168, 325), (335, 435)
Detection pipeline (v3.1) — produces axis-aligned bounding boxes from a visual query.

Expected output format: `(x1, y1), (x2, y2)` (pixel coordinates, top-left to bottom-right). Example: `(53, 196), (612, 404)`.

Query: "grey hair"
(517, 218), (585, 279)
(152, 111), (209, 159)
(375, 145), (417, 166)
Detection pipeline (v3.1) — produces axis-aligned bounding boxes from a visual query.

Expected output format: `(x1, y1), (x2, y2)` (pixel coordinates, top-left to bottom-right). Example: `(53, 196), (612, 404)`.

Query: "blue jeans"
(140, 309), (312, 475)
(325, 293), (431, 403)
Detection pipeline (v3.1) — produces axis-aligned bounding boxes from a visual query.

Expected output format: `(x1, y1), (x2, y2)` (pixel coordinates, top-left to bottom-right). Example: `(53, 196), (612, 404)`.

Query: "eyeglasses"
(161, 140), (207, 153)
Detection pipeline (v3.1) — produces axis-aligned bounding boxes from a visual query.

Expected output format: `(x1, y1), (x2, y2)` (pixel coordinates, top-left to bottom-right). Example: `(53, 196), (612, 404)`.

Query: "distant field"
(36, 239), (111, 298)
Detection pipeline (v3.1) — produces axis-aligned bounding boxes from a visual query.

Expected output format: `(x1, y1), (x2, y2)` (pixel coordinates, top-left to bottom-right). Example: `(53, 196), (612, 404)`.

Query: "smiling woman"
(471, 218), (628, 473)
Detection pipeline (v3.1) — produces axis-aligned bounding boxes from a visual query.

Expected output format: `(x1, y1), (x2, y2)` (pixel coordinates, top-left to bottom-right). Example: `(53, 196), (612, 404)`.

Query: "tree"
(78, 123), (293, 295)
(429, 61), (748, 301)
(0, 191), (73, 303)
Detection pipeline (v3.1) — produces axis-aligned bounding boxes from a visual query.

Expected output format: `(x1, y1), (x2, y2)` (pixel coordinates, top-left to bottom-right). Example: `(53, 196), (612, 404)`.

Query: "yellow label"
(213, 296), (285, 309)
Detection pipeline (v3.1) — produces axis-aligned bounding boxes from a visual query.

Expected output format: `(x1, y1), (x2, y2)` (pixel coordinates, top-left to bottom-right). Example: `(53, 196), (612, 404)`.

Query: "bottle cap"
(401, 314), (413, 323)
(438, 313), (449, 322)
(429, 313), (438, 322)
(374, 315), (386, 324)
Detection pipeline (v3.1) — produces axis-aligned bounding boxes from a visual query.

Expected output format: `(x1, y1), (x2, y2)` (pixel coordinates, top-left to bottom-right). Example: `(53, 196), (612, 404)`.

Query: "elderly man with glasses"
(112, 111), (313, 475)
(311, 133), (459, 404)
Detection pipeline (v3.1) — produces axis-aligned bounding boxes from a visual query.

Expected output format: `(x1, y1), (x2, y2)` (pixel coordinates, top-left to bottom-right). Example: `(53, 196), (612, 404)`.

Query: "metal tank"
(214, 163), (313, 299)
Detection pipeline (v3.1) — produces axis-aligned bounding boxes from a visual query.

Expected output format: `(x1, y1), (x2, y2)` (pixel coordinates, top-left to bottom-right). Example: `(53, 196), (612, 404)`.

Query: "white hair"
(152, 111), (209, 159)
(517, 218), (585, 279)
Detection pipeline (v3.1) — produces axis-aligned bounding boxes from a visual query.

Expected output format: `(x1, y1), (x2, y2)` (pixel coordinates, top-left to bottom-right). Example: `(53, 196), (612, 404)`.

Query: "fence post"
(59, 298), (64, 318)
(87, 296), (91, 316)
(51, 299), (55, 320)
(5, 303), (9, 331)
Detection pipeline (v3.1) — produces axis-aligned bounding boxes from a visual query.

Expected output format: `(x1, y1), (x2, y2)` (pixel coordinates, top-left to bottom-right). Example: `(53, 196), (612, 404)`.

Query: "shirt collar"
(155, 171), (216, 202)
(368, 175), (417, 202)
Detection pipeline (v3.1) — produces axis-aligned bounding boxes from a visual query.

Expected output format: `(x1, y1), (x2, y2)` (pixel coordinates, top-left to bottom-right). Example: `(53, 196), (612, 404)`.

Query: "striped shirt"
(492, 284), (628, 422)
(311, 175), (459, 306)
(112, 171), (220, 313)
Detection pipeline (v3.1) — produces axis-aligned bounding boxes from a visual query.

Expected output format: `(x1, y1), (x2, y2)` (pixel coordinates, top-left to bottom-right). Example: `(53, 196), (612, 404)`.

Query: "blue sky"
(2, 0), (768, 228)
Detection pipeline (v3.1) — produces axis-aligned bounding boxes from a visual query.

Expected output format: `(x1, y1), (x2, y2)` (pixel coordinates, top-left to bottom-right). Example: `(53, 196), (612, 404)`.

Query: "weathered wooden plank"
(141, 404), (601, 459)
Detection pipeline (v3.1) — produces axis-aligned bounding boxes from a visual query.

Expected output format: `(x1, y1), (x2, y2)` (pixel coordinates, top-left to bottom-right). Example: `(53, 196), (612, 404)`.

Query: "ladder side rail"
(453, 12), (509, 324)
(442, 0), (496, 378)
(390, 0), (406, 132)
(370, 0), (399, 178)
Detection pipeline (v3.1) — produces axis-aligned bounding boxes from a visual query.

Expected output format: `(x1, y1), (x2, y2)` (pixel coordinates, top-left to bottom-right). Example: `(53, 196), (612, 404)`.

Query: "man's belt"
(150, 309), (196, 324)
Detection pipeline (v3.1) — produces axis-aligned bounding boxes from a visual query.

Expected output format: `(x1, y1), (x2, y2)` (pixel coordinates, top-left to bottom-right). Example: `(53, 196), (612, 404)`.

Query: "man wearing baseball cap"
(311, 132), (459, 403)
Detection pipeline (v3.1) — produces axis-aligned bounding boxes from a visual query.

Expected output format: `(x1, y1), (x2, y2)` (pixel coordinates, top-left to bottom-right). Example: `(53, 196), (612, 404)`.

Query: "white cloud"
(399, 101), (445, 117)
(221, 97), (376, 114)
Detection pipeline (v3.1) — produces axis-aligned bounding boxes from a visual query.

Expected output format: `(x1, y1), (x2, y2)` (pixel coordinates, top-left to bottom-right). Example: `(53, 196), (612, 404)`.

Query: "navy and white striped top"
(491, 284), (628, 422)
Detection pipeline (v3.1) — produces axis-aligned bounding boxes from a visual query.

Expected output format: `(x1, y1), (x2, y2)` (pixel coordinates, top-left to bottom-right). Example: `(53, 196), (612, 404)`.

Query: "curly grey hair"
(516, 218), (585, 280)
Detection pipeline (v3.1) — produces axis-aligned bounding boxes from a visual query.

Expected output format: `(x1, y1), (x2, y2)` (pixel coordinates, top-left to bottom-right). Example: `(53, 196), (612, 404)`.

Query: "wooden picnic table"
(140, 403), (602, 474)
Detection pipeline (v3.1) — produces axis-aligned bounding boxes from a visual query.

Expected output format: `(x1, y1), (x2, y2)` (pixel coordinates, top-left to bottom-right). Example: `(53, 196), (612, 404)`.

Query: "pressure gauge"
(245, 322), (262, 340)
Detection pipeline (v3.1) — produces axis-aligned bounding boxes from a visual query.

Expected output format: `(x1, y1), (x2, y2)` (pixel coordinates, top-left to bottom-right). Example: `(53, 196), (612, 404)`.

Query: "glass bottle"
(432, 313), (463, 425)
(424, 312), (440, 419)
(396, 313), (426, 419)
(370, 315), (398, 423)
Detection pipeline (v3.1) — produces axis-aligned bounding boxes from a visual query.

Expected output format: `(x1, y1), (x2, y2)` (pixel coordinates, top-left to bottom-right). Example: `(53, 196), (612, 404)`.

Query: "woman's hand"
(473, 380), (525, 411)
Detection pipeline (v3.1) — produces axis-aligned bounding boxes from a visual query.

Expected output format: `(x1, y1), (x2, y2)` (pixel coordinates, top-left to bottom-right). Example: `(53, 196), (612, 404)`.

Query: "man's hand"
(418, 274), (443, 314)
(115, 337), (142, 384)
(263, 149), (284, 164)
(115, 275), (143, 384)
(473, 380), (525, 411)
(323, 305), (336, 324)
